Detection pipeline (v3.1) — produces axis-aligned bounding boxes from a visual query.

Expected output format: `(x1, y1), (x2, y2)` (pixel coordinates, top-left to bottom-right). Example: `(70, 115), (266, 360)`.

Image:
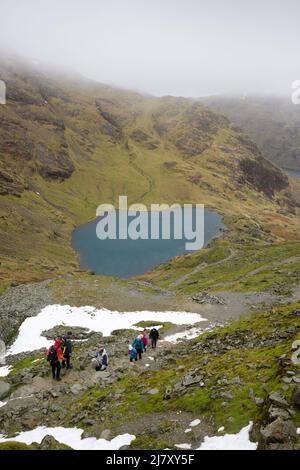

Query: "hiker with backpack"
(149, 328), (159, 349)
(128, 344), (137, 362)
(47, 338), (65, 381)
(132, 335), (144, 360)
(91, 345), (109, 371)
(142, 331), (150, 352)
(61, 331), (73, 369)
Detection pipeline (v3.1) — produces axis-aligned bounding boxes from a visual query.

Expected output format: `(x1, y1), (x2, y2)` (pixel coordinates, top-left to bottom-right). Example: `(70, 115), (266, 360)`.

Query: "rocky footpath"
(0, 301), (299, 449)
(191, 292), (226, 305)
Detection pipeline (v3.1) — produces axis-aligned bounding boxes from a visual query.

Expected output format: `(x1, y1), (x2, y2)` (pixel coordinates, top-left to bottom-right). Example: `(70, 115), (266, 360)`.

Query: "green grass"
(134, 321), (174, 334)
(9, 355), (44, 376)
(0, 441), (37, 450)
(140, 238), (300, 295)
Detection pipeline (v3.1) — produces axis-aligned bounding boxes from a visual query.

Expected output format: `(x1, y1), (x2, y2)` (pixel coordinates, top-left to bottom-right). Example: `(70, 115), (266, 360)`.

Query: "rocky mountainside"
(203, 95), (300, 171)
(1, 57), (300, 288)
(0, 57), (300, 451)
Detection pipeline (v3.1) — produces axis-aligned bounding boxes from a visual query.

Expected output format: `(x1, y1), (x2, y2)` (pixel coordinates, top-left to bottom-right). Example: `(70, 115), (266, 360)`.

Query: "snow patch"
(184, 429), (192, 434)
(6, 305), (205, 356)
(163, 327), (203, 343)
(163, 324), (218, 344)
(190, 419), (201, 427)
(0, 401), (7, 408)
(175, 443), (192, 449)
(0, 426), (136, 450)
(197, 423), (257, 450)
(0, 366), (12, 377)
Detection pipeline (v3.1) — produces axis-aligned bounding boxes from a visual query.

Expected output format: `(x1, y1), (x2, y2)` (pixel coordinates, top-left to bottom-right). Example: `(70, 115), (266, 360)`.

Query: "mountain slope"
(0, 58), (300, 288)
(203, 95), (300, 171)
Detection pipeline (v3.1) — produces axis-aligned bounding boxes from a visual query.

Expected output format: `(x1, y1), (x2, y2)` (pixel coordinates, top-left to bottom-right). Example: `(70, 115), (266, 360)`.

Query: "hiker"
(61, 331), (73, 369)
(149, 328), (159, 349)
(132, 335), (144, 360)
(47, 338), (65, 381)
(128, 344), (137, 362)
(92, 345), (109, 371)
(142, 331), (150, 352)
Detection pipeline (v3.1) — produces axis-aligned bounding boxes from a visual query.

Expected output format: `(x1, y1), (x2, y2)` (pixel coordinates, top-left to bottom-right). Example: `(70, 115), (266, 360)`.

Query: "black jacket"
(149, 328), (159, 340)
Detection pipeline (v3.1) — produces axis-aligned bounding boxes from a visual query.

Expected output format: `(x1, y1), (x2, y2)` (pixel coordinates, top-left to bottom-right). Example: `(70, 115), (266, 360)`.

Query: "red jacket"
(47, 339), (65, 363)
(142, 335), (149, 346)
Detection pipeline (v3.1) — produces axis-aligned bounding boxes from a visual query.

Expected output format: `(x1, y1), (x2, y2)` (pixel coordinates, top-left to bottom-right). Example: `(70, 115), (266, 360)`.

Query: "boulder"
(100, 429), (111, 440)
(182, 374), (203, 387)
(261, 418), (297, 443)
(0, 381), (10, 400)
(268, 391), (289, 409)
(292, 385), (300, 409)
(70, 383), (84, 395)
(0, 340), (6, 361)
(21, 417), (39, 430)
(39, 435), (71, 450)
(268, 405), (290, 421)
(254, 397), (264, 407)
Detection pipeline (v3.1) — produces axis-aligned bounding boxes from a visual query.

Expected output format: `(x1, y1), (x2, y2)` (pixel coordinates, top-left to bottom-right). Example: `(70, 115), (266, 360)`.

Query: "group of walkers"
(46, 332), (73, 381)
(128, 327), (159, 363)
(46, 327), (160, 380)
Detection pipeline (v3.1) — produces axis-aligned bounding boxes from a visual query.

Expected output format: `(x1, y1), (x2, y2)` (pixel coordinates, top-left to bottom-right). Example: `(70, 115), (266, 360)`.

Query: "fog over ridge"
(0, 0), (300, 97)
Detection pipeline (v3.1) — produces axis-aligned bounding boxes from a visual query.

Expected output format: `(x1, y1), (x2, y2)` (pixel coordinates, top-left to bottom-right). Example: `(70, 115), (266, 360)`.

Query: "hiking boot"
(66, 365), (73, 369)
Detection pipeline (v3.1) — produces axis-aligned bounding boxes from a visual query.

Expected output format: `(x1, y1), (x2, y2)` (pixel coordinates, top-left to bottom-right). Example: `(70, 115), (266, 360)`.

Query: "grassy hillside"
(1, 58), (300, 289)
(203, 95), (300, 171)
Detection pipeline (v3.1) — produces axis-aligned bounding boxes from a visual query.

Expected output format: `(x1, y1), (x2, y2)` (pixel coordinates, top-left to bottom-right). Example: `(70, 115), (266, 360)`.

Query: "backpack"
(150, 328), (158, 338)
(61, 337), (68, 355)
(134, 338), (143, 350)
(47, 345), (58, 363)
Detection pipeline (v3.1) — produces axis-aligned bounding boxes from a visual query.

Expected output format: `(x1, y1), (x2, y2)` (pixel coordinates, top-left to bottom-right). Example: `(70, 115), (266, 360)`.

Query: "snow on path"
(0, 366), (12, 377)
(163, 325), (216, 344)
(0, 426), (135, 450)
(163, 327), (203, 343)
(6, 305), (206, 356)
(197, 423), (257, 450)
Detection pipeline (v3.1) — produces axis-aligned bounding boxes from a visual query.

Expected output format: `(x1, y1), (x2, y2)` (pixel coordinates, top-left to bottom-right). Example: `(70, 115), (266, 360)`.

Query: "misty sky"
(0, 0), (300, 97)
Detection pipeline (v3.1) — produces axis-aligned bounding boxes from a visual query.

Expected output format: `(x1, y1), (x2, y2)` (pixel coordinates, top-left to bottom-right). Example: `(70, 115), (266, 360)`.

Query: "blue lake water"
(72, 209), (226, 278)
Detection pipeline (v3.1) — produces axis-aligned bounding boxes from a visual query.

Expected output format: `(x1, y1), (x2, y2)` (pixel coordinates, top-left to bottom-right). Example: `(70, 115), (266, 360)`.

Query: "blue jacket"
(133, 338), (144, 351)
(128, 347), (137, 360)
